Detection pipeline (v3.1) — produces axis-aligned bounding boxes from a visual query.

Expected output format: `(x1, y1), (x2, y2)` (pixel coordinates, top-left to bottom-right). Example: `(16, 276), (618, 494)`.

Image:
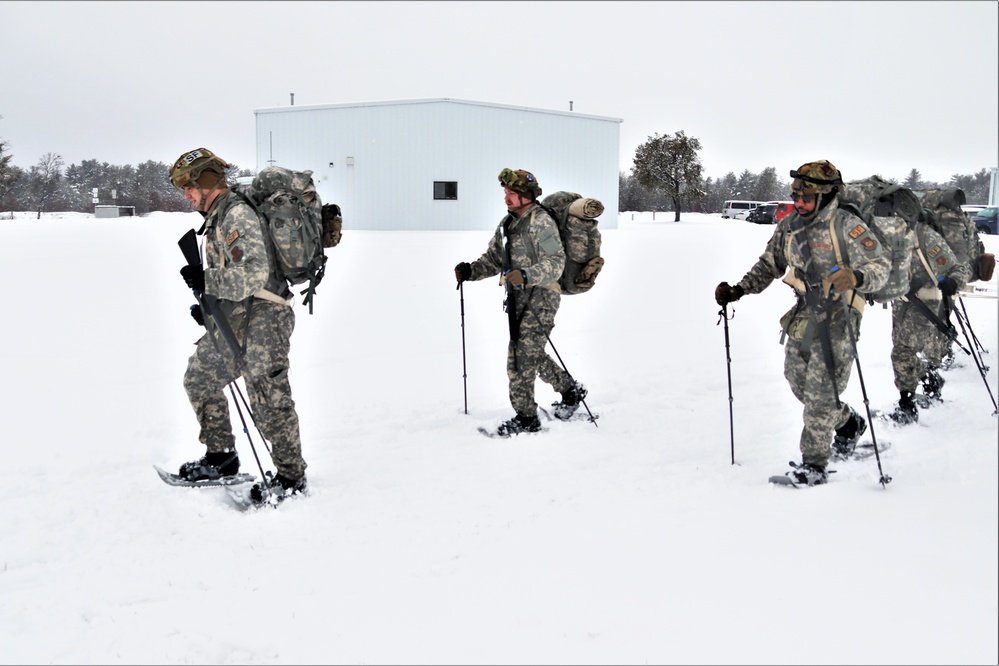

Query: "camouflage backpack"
(228, 166), (342, 313)
(836, 175), (921, 304)
(918, 188), (989, 283)
(538, 191), (606, 295)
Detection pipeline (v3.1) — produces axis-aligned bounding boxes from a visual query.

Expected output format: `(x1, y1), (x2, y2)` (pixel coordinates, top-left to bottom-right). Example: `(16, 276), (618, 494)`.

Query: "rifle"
(178, 229), (243, 364)
(788, 217), (841, 407)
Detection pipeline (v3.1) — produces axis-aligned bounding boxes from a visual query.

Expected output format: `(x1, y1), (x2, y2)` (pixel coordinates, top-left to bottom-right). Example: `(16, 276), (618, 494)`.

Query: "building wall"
(254, 99), (621, 231)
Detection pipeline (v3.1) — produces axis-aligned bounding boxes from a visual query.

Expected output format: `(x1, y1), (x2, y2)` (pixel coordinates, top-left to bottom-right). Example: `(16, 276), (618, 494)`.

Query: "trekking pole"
(717, 304), (736, 465)
(950, 297), (998, 415)
(840, 295), (892, 487)
(179, 230), (274, 496)
(458, 280), (468, 415)
(958, 296), (990, 357)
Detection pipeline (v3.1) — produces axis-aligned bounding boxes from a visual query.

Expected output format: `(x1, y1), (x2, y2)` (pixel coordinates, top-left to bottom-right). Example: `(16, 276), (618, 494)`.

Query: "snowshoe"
(920, 369), (945, 402)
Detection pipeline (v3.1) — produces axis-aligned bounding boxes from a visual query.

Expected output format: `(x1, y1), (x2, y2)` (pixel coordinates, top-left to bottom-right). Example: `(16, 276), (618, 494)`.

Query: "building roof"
(254, 97), (622, 123)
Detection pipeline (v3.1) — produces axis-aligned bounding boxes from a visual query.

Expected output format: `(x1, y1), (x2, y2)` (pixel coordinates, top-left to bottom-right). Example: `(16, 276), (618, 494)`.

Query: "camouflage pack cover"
(837, 176), (920, 303)
(229, 166), (342, 313)
(920, 188), (986, 282)
(540, 191), (604, 295)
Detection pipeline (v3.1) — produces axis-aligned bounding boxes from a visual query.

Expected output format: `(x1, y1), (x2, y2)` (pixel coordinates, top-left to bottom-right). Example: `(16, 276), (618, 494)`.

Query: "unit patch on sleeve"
(862, 237), (877, 250)
(226, 230), (240, 246)
(230, 246), (243, 262)
(936, 255), (948, 267)
(848, 225), (867, 239)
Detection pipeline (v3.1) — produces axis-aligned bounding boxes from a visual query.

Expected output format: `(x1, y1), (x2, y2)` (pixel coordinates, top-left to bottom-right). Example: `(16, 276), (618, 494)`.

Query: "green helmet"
(498, 167), (542, 199)
(789, 160), (843, 195)
(169, 147), (229, 189)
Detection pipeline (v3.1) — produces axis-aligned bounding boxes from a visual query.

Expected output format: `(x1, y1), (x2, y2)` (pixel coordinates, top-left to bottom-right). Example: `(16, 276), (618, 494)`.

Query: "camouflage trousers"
(506, 287), (573, 418)
(783, 303), (860, 468)
(891, 298), (949, 393)
(183, 299), (306, 480)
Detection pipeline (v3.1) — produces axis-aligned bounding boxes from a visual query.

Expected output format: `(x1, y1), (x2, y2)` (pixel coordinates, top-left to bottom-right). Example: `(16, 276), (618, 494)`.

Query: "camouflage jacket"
(202, 189), (288, 304)
(737, 197), (891, 302)
(930, 209), (985, 282)
(468, 204), (565, 289)
(908, 221), (972, 300)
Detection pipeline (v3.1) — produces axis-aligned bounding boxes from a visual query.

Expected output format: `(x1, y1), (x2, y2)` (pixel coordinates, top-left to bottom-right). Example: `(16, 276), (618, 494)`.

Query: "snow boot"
(789, 462), (829, 486)
(496, 412), (543, 437)
(921, 369), (945, 402)
(552, 381), (588, 421)
(832, 407), (867, 457)
(888, 391), (919, 425)
(249, 471), (307, 504)
(177, 450), (240, 481)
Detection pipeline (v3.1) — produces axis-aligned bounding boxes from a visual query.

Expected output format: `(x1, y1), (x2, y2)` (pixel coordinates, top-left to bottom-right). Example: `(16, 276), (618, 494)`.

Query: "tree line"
(0, 139), (250, 218)
(0, 132), (993, 218)
(622, 131), (995, 219)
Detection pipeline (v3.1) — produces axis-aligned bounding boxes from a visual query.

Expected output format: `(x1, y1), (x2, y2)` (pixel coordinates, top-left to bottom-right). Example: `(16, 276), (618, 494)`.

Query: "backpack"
(229, 166), (342, 313)
(918, 188), (988, 282)
(836, 176), (920, 304)
(538, 191), (605, 295)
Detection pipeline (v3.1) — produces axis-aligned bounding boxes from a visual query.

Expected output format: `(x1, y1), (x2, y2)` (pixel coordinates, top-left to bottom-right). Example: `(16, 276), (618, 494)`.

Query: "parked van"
(721, 200), (767, 219)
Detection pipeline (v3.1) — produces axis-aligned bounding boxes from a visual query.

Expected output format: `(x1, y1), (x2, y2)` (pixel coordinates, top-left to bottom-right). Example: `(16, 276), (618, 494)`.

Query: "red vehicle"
(774, 201), (795, 223)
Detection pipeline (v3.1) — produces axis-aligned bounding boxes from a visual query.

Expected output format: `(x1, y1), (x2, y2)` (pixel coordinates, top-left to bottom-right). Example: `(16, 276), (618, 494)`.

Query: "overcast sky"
(3, 1), (997, 184)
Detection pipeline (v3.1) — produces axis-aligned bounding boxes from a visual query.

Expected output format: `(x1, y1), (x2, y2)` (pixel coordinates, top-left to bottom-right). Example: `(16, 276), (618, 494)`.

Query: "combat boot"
(496, 412), (543, 437)
(888, 391), (919, 425)
(552, 381), (588, 420)
(921, 369), (945, 402)
(249, 471), (308, 504)
(177, 450), (240, 481)
(832, 407), (867, 457)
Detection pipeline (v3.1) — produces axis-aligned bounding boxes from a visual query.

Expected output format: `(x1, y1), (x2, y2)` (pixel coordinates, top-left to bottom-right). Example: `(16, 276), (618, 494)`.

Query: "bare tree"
(29, 153), (66, 219)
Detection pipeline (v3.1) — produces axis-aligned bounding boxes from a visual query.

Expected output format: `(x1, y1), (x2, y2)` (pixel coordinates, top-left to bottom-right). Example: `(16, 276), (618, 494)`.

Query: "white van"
(722, 200), (767, 219)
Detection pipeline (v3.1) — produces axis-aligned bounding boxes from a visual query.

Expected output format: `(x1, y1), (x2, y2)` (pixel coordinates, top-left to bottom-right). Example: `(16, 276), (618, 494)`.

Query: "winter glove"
(455, 262), (471, 284)
(190, 304), (205, 327)
(714, 282), (744, 306)
(979, 253), (996, 282)
(823, 266), (861, 296)
(504, 268), (527, 290)
(180, 264), (205, 292)
(938, 276), (959, 297)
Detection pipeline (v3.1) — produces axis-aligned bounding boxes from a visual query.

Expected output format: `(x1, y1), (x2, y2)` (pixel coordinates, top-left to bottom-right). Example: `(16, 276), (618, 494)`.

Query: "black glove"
(190, 304), (205, 327)
(938, 276), (959, 297)
(455, 262), (471, 283)
(715, 282), (744, 306)
(180, 264), (205, 292)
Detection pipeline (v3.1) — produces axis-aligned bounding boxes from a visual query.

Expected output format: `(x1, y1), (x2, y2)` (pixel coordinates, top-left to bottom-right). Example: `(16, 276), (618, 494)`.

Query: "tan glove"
(979, 253), (996, 282)
(822, 266), (860, 296)
(504, 268), (526, 289)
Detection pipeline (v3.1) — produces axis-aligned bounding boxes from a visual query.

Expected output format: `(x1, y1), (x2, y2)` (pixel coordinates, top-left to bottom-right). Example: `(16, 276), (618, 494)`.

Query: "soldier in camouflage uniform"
(886, 210), (974, 424)
(715, 161), (892, 485)
(916, 188), (992, 373)
(454, 168), (587, 436)
(169, 148), (307, 503)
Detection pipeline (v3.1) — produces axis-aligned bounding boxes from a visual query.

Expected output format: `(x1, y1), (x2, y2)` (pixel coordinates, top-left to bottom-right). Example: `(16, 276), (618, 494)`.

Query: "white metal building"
(253, 98), (622, 231)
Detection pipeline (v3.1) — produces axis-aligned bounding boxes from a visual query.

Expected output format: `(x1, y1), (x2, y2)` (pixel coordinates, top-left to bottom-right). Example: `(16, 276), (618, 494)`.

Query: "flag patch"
(848, 225), (867, 239)
(226, 230), (240, 245)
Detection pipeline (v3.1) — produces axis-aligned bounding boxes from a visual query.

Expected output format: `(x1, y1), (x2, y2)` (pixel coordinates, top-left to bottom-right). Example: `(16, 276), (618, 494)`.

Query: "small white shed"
(253, 98), (622, 231)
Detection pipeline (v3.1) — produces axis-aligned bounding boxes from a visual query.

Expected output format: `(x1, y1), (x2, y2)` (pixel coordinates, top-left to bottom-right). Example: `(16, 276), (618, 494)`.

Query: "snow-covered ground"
(1, 209), (996, 664)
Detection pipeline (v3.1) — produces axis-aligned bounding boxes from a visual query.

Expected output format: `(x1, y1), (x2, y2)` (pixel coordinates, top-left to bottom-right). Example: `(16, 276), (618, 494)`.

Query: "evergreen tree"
(904, 168), (923, 191)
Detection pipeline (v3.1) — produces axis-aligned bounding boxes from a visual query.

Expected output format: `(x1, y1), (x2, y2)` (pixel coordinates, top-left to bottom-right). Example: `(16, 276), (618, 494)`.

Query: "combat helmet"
(498, 167), (542, 200)
(789, 160), (843, 195)
(169, 148), (230, 189)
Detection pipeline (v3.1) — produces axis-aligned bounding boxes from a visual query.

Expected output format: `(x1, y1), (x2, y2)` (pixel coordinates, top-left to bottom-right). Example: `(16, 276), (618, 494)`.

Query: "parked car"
(774, 201), (795, 222)
(746, 203), (778, 224)
(721, 200), (766, 219)
(972, 206), (997, 235)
